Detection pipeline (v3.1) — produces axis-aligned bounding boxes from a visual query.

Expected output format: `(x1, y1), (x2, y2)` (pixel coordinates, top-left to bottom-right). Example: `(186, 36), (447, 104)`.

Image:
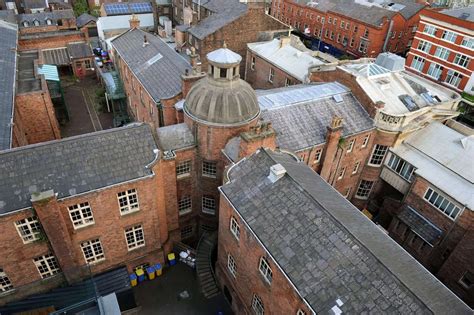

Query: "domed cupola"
(184, 43), (260, 126)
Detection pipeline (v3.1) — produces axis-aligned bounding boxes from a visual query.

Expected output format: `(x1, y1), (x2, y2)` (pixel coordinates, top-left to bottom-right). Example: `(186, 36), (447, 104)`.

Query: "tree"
(73, 0), (89, 17)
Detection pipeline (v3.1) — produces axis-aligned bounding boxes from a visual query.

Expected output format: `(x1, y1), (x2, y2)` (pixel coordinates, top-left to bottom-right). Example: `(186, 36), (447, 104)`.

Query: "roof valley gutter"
(0, 174), (155, 218)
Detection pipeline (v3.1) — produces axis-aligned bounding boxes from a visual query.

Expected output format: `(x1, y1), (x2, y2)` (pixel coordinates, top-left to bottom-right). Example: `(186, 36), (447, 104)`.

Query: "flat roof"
(340, 60), (457, 115)
(248, 38), (324, 82)
(222, 148), (471, 314)
(391, 121), (474, 209)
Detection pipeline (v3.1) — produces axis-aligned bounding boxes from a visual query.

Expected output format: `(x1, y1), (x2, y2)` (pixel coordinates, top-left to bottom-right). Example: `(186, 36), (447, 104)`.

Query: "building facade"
(406, 7), (474, 95)
(216, 147), (472, 314)
(271, 0), (425, 58)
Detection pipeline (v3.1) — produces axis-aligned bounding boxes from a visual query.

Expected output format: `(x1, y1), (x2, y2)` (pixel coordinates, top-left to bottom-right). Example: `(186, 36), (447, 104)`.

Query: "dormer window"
(46, 19), (52, 25)
(23, 21), (29, 27)
(33, 20), (40, 26)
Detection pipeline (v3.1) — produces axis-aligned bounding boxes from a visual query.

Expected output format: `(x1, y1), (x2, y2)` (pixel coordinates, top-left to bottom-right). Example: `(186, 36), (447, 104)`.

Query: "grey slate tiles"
(0, 124), (157, 214)
(0, 20), (18, 151)
(221, 148), (471, 314)
(112, 28), (190, 101)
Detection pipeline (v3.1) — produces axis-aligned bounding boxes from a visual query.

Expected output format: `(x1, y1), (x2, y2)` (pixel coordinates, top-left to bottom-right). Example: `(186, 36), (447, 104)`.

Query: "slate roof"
(295, 0), (424, 26)
(17, 9), (75, 27)
(221, 148), (472, 314)
(111, 28), (190, 101)
(156, 123), (195, 151)
(23, 0), (47, 9)
(0, 10), (17, 24)
(76, 13), (97, 28)
(258, 83), (374, 151)
(441, 6), (474, 22)
(41, 47), (70, 65)
(397, 206), (443, 245)
(0, 124), (158, 215)
(67, 42), (93, 59)
(188, 0), (247, 40)
(0, 20), (18, 151)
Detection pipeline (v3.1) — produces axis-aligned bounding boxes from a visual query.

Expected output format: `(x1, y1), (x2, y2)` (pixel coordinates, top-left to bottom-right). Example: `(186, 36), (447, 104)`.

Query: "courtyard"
(133, 262), (233, 315)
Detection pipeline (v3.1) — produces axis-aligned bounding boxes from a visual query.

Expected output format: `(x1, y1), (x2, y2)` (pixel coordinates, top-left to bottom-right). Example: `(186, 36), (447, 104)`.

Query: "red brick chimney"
(320, 116), (343, 181)
(239, 121), (276, 159)
(129, 14), (140, 29)
(181, 47), (206, 98)
(31, 190), (82, 284)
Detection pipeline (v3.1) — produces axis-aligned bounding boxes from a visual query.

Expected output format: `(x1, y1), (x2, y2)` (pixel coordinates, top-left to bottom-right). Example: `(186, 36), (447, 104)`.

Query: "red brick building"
(111, 24), (190, 127)
(0, 124), (177, 305)
(216, 147), (471, 314)
(271, 0), (426, 58)
(173, 0), (288, 76)
(378, 121), (474, 307)
(406, 7), (474, 95)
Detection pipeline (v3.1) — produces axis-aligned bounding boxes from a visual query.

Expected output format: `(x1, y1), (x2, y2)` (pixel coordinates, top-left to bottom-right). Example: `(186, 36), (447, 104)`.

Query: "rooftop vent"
(268, 164), (286, 183)
(333, 94), (343, 103)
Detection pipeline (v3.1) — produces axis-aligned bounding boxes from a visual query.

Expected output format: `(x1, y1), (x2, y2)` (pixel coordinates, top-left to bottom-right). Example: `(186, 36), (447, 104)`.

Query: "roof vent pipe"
(143, 35), (149, 47)
(268, 164), (286, 183)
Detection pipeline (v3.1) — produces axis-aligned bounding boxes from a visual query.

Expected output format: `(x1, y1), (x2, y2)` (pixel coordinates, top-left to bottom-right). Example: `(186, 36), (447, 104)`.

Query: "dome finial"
(223, 41), (227, 49)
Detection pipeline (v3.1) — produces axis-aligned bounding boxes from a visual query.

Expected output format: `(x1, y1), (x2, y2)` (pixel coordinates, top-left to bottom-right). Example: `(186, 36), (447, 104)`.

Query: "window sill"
(202, 210), (216, 216)
(120, 209), (140, 217)
(354, 195), (369, 200)
(127, 244), (146, 252)
(0, 289), (16, 297)
(202, 174), (217, 179)
(179, 209), (192, 216)
(177, 174), (191, 180)
(73, 222), (95, 231)
(367, 163), (382, 168)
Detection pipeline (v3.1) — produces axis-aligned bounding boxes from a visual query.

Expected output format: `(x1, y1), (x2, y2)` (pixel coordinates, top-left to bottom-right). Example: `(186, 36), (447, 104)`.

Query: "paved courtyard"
(133, 262), (232, 315)
(61, 76), (113, 138)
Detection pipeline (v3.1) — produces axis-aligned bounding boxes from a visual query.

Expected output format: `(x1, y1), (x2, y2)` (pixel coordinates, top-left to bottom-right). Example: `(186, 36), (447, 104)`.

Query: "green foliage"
(73, 0), (89, 17)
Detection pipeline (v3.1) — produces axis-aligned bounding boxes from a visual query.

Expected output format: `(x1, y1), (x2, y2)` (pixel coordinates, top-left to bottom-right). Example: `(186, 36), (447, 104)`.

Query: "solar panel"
(130, 2), (152, 13)
(105, 3), (131, 15)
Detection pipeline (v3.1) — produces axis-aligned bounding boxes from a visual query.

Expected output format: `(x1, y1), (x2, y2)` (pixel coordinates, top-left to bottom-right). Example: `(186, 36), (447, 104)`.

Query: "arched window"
(23, 21), (29, 27)
(33, 20), (40, 26)
(46, 19), (52, 25)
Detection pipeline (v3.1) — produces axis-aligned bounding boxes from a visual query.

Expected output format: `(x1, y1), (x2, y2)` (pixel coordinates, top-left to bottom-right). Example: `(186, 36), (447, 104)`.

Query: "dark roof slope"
(76, 13), (97, 28)
(221, 148), (472, 314)
(0, 124), (158, 215)
(258, 83), (374, 151)
(67, 42), (93, 59)
(0, 20), (18, 151)
(111, 29), (190, 101)
(156, 123), (195, 151)
(188, 0), (247, 40)
(0, 10), (17, 24)
(397, 206), (443, 245)
(18, 9), (75, 26)
(23, 0), (47, 9)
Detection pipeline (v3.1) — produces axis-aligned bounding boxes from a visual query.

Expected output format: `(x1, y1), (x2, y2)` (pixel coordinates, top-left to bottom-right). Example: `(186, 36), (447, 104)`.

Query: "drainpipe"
(383, 19), (394, 52)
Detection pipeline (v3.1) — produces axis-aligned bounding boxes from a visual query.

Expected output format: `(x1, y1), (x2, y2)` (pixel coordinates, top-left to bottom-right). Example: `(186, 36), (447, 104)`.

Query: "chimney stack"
(268, 164), (286, 183)
(320, 115), (344, 181)
(129, 14), (140, 29)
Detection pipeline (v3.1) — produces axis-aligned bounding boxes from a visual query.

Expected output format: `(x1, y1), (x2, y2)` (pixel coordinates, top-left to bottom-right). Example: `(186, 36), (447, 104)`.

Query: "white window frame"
(313, 148), (322, 164)
(445, 70), (463, 88)
(368, 144), (388, 166)
(355, 180), (374, 199)
(387, 153), (415, 182)
(15, 216), (42, 244)
(361, 134), (370, 148)
(258, 257), (272, 284)
(252, 294), (264, 315)
(68, 202), (94, 229)
(80, 239), (105, 264)
(453, 54), (470, 68)
(125, 225), (145, 251)
(441, 30), (457, 43)
(337, 167), (345, 180)
(202, 196), (216, 215)
(352, 161), (360, 174)
(268, 68), (275, 83)
(285, 77), (291, 87)
(423, 187), (461, 220)
(343, 187), (352, 198)
(427, 63), (443, 80)
(176, 160), (192, 178)
(33, 254), (60, 279)
(0, 269), (13, 293)
(461, 37), (473, 49)
(434, 46), (450, 60)
(178, 196), (192, 215)
(230, 217), (240, 241)
(297, 310), (307, 315)
(423, 24), (436, 36)
(459, 271), (473, 289)
(251, 56), (256, 71)
(181, 225), (193, 239)
(117, 189), (140, 215)
(347, 139), (355, 152)
(202, 161), (217, 178)
(227, 254), (237, 277)
(417, 40), (431, 53)
(410, 55), (425, 72)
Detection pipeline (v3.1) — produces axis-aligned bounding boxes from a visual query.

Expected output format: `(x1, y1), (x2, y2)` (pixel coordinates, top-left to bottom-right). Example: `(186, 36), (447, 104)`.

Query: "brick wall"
(216, 196), (311, 314)
(15, 84), (61, 145)
(18, 32), (85, 51)
(19, 19), (77, 35)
